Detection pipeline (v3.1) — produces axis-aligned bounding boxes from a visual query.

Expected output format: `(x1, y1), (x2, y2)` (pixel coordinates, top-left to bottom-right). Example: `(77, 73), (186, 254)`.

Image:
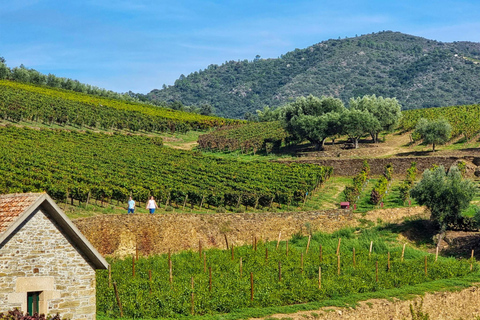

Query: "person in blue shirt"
(127, 196), (135, 214)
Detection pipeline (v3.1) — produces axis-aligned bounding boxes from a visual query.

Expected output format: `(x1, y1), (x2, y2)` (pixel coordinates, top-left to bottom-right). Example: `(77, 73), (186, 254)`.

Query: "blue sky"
(1, 0), (479, 93)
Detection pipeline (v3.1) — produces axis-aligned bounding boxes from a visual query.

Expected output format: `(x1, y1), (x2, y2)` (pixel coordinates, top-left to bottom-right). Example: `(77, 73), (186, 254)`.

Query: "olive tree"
(414, 118), (452, 152)
(340, 109), (380, 149)
(410, 165), (477, 247)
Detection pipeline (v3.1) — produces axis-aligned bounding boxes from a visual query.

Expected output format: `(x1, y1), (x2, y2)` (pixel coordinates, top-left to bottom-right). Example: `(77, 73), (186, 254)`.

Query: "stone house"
(0, 193), (108, 320)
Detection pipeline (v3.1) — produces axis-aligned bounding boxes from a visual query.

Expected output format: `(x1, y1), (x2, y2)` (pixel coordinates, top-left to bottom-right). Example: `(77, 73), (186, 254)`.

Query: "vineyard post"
(401, 243), (406, 262)
(240, 257), (243, 276)
(224, 234), (229, 250)
(471, 249), (475, 271)
(200, 195), (205, 210)
(85, 191), (90, 209)
(209, 267), (212, 291)
(319, 244), (323, 263)
(269, 196), (274, 208)
(254, 236), (257, 251)
(165, 192), (170, 208)
(387, 252), (390, 271)
(113, 282), (123, 317)
(265, 247), (268, 262)
(424, 256), (428, 276)
(318, 266), (322, 289)
(250, 272), (254, 301)
(231, 245), (234, 261)
(236, 194), (242, 208)
(191, 277), (194, 315)
(301, 253), (304, 274)
(369, 241), (373, 257)
(337, 254), (340, 276)
(132, 255), (135, 278)
(169, 259), (173, 285)
(108, 264), (112, 288)
(306, 235), (311, 254)
(182, 194), (188, 211)
(435, 246), (438, 262)
(336, 238), (341, 256)
(276, 232), (281, 250)
(278, 261), (282, 281)
(353, 248), (356, 268)
(203, 252), (207, 273)
(168, 248), (171, 264)
(375, 261), (378, 282)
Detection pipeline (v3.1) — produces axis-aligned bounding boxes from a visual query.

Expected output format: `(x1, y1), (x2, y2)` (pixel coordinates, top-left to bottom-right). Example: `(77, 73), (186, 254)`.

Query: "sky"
(1, 0), (480, 94)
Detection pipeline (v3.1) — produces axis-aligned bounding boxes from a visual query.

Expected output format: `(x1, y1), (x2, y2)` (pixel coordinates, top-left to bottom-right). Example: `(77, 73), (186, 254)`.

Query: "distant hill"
(147, 31), (480, 119)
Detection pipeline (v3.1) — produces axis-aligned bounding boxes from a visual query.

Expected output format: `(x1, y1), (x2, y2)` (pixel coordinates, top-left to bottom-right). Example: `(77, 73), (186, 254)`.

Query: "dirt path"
(251, 285), (480, 320)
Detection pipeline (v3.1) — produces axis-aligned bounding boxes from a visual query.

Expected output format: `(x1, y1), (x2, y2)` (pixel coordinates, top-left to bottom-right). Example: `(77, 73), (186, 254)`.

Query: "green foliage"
(197, 121), (288, 154)
(370, 177), (389, 205)
(341, 109), (380, 148)
(0, 126), (331, 208)
(147, 31), (480, 119)
(97, 227), (476, 318)
(0, 80), (241, 133)
(384, 164), (394, 181)
(343, 160), (370, 204)
(410, 166), (478, 231)
(414, 118), (452, 151)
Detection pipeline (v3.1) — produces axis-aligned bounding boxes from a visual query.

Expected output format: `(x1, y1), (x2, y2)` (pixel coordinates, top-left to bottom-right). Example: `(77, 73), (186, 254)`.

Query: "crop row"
(400, 103), (480, 139)
(97, 228), (477, 317)
(0, 126), (331, 208)
(0, 80), (241, 133)
(197, 121), (289, 154)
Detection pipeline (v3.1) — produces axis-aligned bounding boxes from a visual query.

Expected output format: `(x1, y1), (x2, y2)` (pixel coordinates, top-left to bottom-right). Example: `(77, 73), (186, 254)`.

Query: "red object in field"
(380, 202), (384, 208)
(353, 203), (357, 210)
(340, 202), (350, 209)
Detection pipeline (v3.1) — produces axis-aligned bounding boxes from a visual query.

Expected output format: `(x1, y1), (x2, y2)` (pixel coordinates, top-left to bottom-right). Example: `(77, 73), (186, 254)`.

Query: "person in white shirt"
(127, 196), (135, 214)
(146, 196), (159, 214)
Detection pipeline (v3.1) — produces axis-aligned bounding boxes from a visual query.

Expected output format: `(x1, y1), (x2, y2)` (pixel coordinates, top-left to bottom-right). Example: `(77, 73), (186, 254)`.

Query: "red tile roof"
(0, 193), (44, 233)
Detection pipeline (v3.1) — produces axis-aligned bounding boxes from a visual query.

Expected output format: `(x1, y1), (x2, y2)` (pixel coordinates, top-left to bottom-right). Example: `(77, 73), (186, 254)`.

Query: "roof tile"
(0, 193), (44, 233)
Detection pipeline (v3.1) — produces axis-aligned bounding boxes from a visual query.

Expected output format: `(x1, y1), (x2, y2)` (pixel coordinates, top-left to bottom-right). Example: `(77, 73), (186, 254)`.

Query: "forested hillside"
(148, 31), (480, 118)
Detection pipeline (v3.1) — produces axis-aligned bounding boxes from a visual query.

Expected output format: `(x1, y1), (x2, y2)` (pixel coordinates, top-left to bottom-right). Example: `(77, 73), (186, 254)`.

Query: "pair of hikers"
(127, 196), (159, 214)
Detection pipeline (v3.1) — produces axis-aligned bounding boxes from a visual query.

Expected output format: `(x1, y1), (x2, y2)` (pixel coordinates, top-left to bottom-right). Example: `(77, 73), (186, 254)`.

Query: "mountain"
(147, 31), (480, 119)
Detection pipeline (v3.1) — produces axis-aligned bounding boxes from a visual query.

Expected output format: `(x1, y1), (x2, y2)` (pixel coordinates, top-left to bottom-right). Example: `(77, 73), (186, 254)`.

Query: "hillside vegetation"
(148, 31), (480, 118)
(0, 80), (241, 133)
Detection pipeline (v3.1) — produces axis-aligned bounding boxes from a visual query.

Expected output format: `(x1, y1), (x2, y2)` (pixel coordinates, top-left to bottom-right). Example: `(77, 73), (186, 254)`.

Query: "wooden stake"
(471, 250), (475, 271)
(209, 267), (212, 291)
(113, 282), (123, 317)
(168, 248), (171, 264)
(265, 247), (268, 262)
(369, 241), (373, 257)
(108, 264), (112, 288)
(435, 246), (439, 262)
(353, 247), (356, 268)
(169, 259), (173, 284)
(471, 249), (475, 260)
(191, 277), (194, 315)
(319, 244), (323, 263)
(336, 238), (341, 256)
(276, 232), (282, 250)
(306, 235), (311, 254)
(337, 254), (341, 275)
(318, 266), (322, 289)
(375, 261), (378, 282)
(240, 257), (243, 276)
(183, 194), (188, 211)
(224, 234), (229, 250)
(278, 261), (282, 281)
(250, 272), (254, 301)
(401, 243), (406, 262)
(254, 236), (257, 251)
(132, 255), (135, 278)
(424, 256), (428, 276)
(199, 194), (205, 210)
(85, 191), (90, 209)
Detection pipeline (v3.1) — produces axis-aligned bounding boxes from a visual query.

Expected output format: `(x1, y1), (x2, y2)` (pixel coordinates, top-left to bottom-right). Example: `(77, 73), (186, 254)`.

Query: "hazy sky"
(1, 0), (479, 93)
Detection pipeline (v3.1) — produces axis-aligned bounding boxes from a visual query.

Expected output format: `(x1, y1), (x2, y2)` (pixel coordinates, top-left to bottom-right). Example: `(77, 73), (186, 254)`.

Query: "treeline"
(0, 80), (241, 133)
(0, 126), (331, 210)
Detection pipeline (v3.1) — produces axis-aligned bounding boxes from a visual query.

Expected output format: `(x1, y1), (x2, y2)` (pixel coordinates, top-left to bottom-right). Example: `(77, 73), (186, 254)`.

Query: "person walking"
(127, 196), (135, 214)
(146, 196), (159, 214)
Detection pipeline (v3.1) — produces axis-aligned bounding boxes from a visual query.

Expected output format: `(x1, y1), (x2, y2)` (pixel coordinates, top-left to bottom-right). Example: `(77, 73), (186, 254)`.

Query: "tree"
(349, 95), (402, 143)
(200, 104), (214, 116)
(410, 165), (477, 247)
(340, 109), (380, 148)
(414, 118), (451, 152)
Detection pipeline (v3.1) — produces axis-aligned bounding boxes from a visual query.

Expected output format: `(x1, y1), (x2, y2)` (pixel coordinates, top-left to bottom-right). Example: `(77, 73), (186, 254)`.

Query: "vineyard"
(0, 80), (241, 133)
(0, 126), (331, 209)
(400, 103), (480, 139)
(97, 227), (477, 318)
(197, 121), (288, 154)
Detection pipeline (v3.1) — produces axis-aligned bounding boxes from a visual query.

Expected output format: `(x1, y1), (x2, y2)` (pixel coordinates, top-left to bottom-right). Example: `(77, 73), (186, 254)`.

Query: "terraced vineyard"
(197, 121), (288, 154)
(0, 80), (241, 133)
(0, 125), (331, 209)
